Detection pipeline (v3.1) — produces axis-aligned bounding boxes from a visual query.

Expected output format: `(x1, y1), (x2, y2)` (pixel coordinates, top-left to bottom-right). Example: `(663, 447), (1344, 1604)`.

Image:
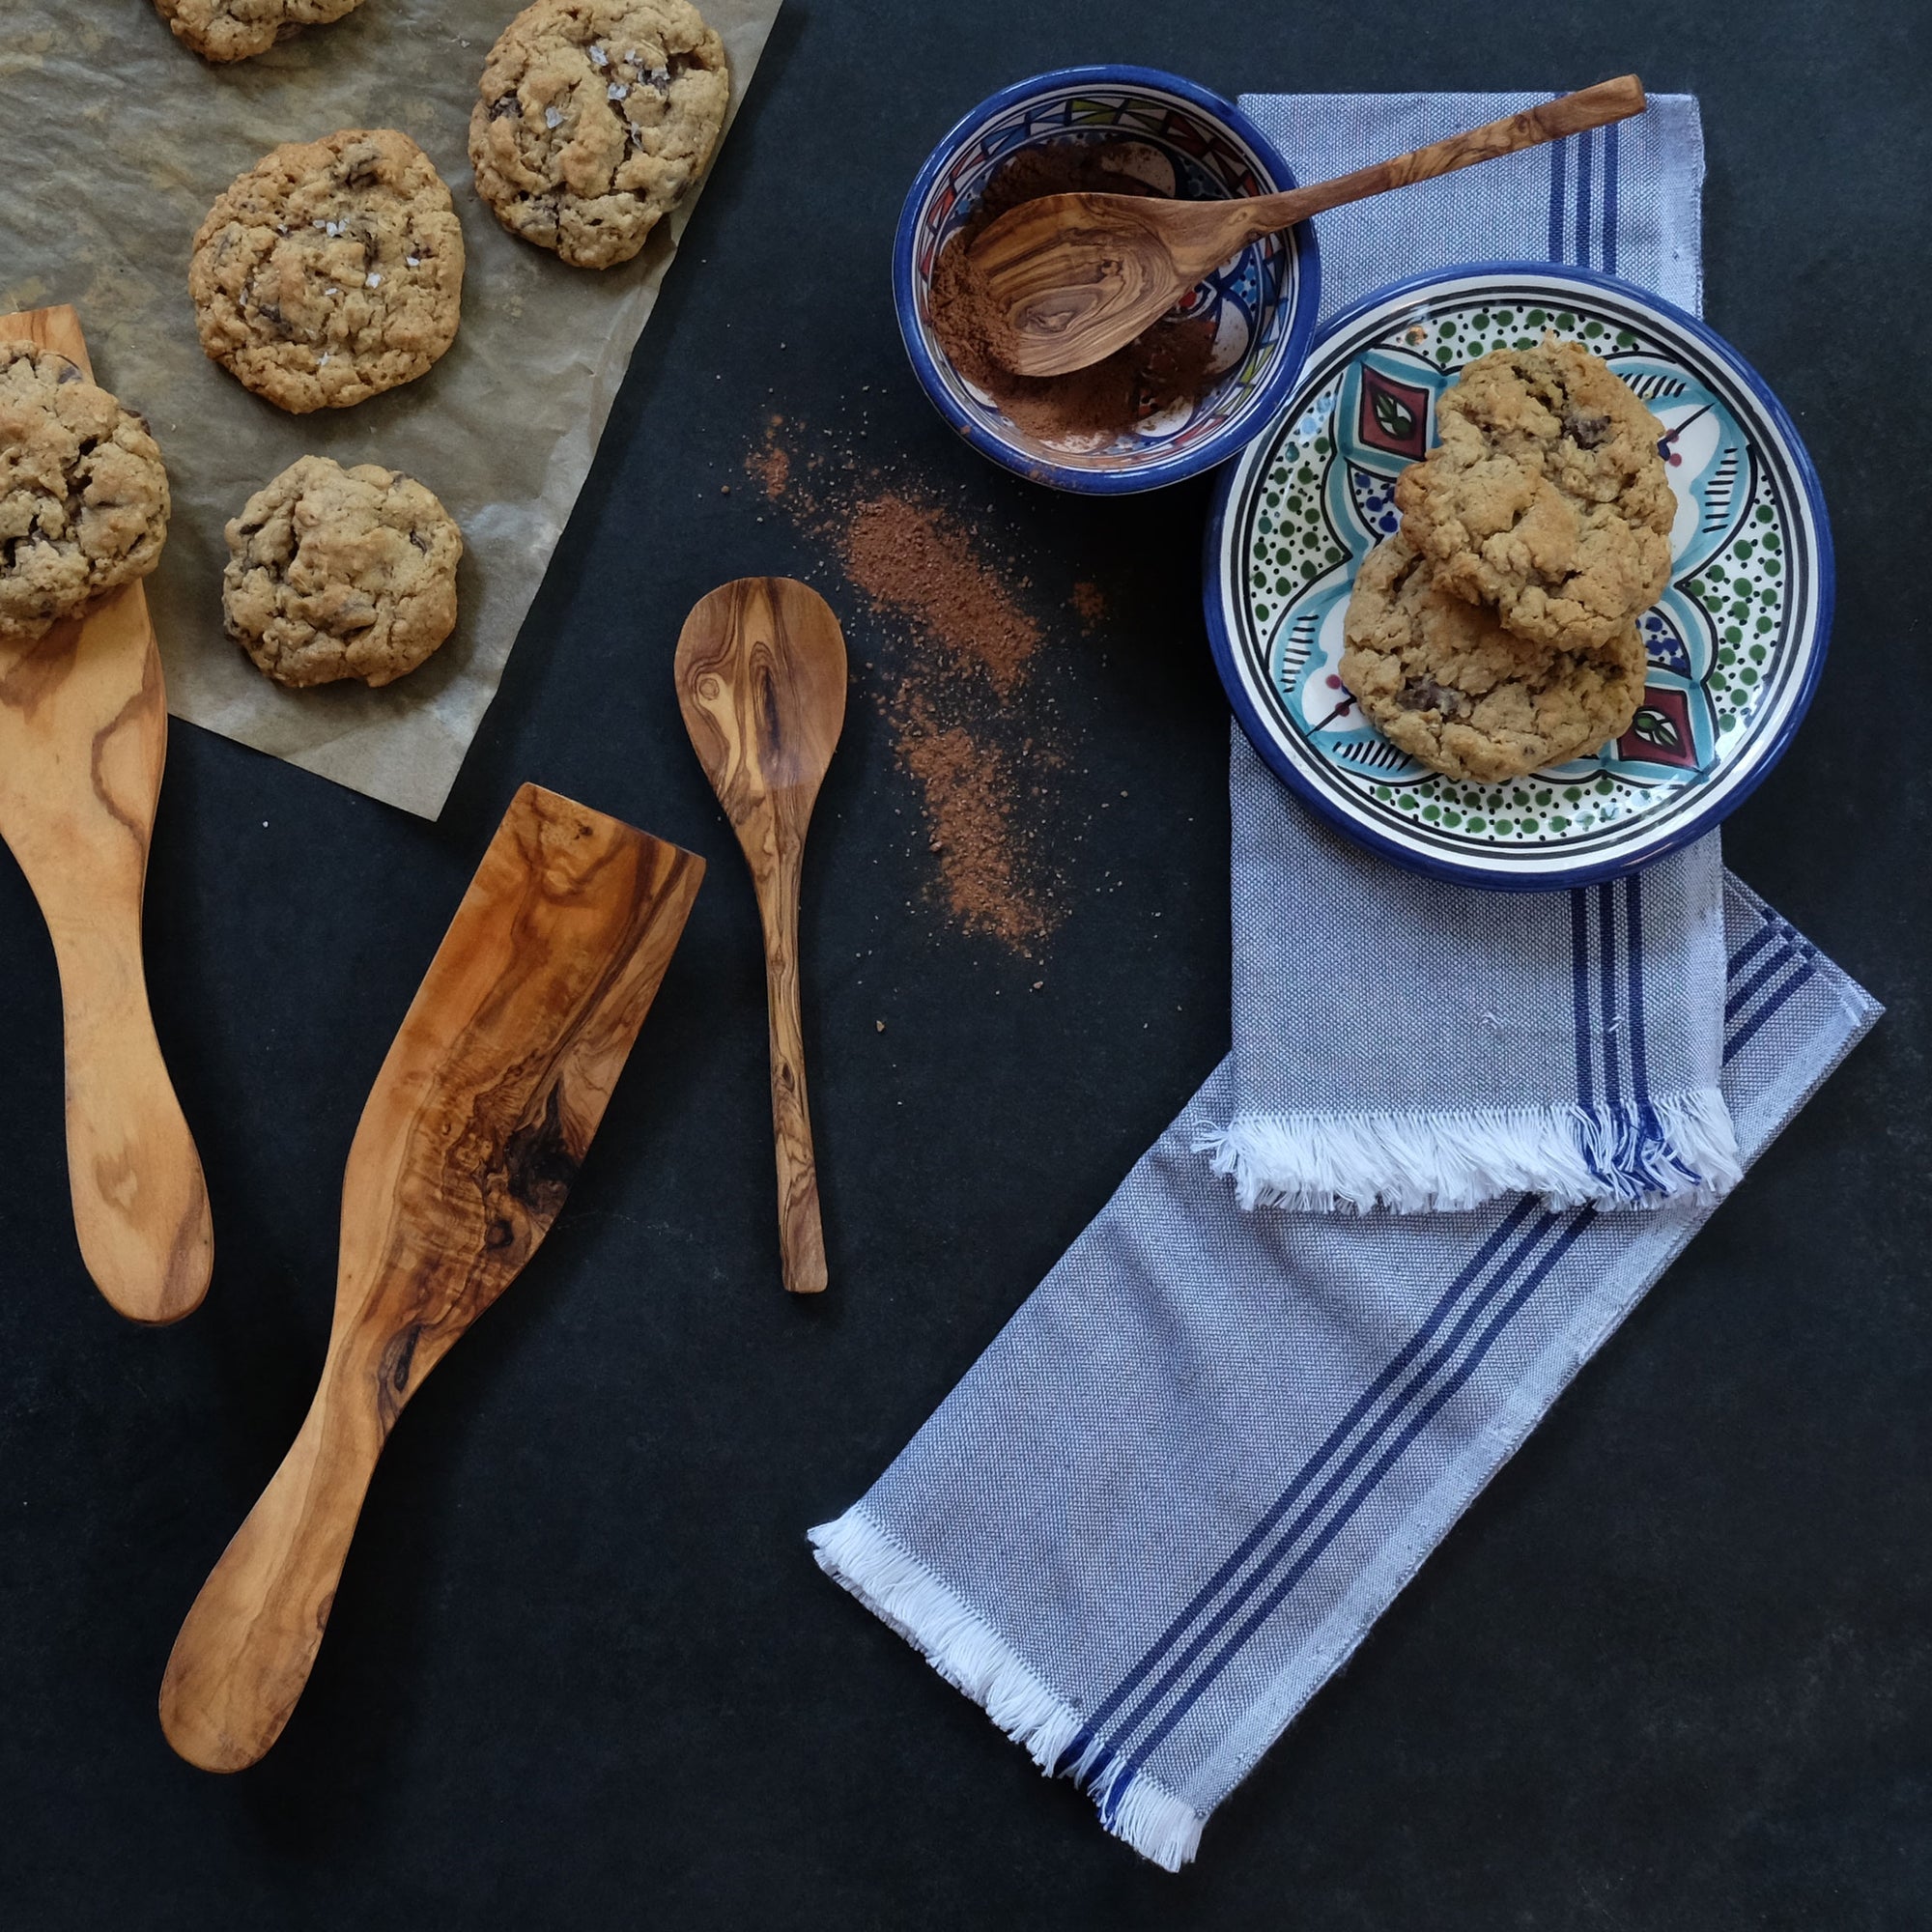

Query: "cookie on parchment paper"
(469, 0), (729, 270)
(223, 455), (462, 689)
(1395, 335), (1674, 655)
(190, 129), (465, 413)
(0, 341), (170, 642)
(1339, 534), (1646, 784)
(154, 0), (368, 64)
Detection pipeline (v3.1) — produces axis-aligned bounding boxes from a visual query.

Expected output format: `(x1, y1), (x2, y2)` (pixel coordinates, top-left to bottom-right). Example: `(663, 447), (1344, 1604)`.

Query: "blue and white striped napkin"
(811, 95), (1880, 1871)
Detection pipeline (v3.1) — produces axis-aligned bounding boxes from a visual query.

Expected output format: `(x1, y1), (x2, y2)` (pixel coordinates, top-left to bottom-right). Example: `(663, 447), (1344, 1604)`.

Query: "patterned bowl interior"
(1210, 269), (1830, 885)
(905, 76), (1312, 482)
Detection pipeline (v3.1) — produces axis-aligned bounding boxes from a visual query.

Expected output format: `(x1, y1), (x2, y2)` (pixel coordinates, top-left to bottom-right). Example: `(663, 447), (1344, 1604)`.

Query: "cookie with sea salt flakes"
(1339, 533), (1646, 783)
(469, 0), (729, 270)
(189, 129), (465, 414)
(223, 455), (462, 688)
(1395, 335), (1675, 654)
(0, 341), (170, 642)
(153, 0), (367, 63)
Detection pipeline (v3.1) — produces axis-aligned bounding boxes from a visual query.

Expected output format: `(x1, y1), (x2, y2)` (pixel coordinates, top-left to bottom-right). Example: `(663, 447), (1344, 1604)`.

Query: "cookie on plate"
(223, 455), (461, 688)
(153, 0), (367, 63)
(1395, 335), (1674, 654)
(0, 342), (170, 642)
(469, 0), (729, 270)
(1339, 534), (1647, 783)
(190, 129), (465, 413)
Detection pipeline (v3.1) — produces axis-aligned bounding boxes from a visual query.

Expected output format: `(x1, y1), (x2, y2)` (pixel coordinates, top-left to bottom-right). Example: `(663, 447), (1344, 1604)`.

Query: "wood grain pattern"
(0, 304), (211, 1323)
(157, 783), (703, 1772)
(973, 76), (1648, 377)
(674, 579), (846, 1296)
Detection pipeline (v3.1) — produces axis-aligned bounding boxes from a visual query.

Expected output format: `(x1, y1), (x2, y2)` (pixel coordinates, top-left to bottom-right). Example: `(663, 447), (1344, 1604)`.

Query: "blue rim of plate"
(892, 64), (1321, 496)
(1205, 263), (1835, 889)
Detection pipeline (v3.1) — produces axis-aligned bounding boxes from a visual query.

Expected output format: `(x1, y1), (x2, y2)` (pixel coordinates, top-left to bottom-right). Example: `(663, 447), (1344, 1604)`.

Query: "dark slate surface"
(2, 2), (1926, 1925)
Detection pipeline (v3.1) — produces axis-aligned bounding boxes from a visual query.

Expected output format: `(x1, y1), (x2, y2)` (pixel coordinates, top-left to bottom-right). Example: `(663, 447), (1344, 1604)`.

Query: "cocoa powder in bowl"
(926, 139), (1223, 445)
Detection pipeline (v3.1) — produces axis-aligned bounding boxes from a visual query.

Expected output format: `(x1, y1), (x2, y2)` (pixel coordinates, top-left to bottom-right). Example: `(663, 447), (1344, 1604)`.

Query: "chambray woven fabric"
(810, 96), (1879, 1871)
(1200, 95), (1737, 1215)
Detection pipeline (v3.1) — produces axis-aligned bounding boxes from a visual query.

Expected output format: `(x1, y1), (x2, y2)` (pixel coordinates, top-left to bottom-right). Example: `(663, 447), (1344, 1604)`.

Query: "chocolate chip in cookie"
(0, 342), (170, 641)
(469, 0), (729, 270)
(190, 129), (465, 413)
(223, 455), (462, 688)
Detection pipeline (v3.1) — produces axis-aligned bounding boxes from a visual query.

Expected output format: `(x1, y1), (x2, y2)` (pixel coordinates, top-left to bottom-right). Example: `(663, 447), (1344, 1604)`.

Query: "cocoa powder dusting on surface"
(1071, 580), (1108, 630)
(838, 494), (1039, 696)
(746, 414), (1087, 954)
(745, 440), (788, 498)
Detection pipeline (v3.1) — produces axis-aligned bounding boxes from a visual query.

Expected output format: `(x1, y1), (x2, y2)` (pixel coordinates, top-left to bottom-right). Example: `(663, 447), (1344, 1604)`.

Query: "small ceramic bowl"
(894, 65), (1321, 495)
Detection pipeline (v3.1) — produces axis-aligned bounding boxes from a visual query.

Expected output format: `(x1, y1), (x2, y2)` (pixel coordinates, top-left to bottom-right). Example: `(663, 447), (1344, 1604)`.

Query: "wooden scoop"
(158, 783), (702, 1772)
(969, 76), (1649, 378)
(0, 303), (211, 1324)
(674, 579), (846, 1296)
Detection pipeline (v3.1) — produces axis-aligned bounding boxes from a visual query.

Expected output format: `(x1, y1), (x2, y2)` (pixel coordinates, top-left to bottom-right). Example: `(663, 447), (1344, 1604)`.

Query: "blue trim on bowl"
(894, 65), (1321, 497)
(1203, 261), (1836, 890)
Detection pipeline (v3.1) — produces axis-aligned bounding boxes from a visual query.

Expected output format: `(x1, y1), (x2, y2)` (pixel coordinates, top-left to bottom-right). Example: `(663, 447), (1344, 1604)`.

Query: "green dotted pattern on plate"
(1697, 499), (1786, 732)
(1243, 301), (1793, 847)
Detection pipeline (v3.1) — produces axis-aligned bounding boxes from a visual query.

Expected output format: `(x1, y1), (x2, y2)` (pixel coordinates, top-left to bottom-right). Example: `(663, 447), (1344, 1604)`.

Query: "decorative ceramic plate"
(1206, 265), (1833, 887)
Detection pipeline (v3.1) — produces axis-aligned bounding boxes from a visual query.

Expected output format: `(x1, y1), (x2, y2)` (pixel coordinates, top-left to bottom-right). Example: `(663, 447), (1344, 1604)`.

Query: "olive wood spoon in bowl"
(158, 784), (703, 1771)
(675, 579), (846, 1296)
(0, 302), (212, 1323)
(969, 74), (1648, 378)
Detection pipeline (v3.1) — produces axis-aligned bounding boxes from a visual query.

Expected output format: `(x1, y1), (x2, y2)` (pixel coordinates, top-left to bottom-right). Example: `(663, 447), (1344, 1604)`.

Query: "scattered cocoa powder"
(746, 414), (1080, 953)
(1071, 580), (1108, 630)
(839, 494), (1039, 696)
(927, 139), (1225, 444)
(745, 440), (788, 499)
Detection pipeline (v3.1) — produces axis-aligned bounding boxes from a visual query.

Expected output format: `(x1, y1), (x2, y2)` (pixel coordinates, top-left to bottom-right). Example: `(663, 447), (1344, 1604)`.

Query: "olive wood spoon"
(970, 75), (1649, 377)
(158, 784), (703, 1772)
(0, 302), (211, 1323)
(674, 579), (846, 1296)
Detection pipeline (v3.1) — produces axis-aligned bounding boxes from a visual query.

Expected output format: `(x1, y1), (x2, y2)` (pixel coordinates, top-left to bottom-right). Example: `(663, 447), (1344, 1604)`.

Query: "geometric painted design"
(1357, 365), (1432, 460)
(1618, 685), (1700, 770)
(1208, 267), (1833, 888)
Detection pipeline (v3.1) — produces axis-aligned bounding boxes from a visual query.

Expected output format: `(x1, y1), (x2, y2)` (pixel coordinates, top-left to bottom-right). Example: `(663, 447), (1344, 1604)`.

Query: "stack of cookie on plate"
(0, 1), (731, 689)
(1339, 335), (1675, 783)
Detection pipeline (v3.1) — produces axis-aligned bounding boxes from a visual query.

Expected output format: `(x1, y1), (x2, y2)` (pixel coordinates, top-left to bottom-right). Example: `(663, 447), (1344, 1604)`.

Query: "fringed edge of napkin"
(1195, 1088), (1742, 1214)
(810, 1508), (1208, 1872)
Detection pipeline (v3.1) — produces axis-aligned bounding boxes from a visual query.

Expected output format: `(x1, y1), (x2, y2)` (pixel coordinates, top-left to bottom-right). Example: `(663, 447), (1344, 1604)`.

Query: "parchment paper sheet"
(0, 0), (781, 816)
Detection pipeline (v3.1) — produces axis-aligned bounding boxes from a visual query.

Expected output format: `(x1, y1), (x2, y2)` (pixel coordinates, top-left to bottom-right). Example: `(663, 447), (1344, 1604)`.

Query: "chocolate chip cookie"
(223, 455), (461, 688)
(190, 129), (465, 413)
(469, 0), (729, 270)
(1395, 336), (1674, 654)
(1339, 535), (1646, 783)
(0, 342), (170, 642)
(153, 0), (366, 63)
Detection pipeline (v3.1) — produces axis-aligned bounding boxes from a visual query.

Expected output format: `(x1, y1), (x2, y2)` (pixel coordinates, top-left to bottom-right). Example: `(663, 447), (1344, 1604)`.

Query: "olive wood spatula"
(158, 783), (703, 1772)
(0, 303), (212, 1323)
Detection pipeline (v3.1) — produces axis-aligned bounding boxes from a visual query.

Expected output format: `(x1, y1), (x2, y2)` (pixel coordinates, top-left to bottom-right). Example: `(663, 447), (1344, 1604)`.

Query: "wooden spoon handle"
(159, 1366), (385, 1772)
(756, 853), (827, 1296)
(1219, 75), (1647, 256)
